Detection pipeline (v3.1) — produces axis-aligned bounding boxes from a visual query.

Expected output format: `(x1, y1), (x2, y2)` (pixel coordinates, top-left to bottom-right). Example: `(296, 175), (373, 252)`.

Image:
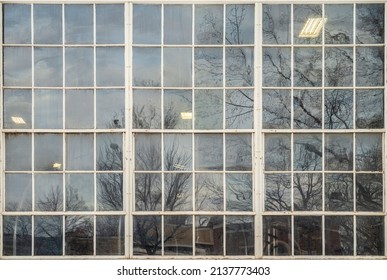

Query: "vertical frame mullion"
(321, 3), (325, 257)
(290, 3), (295, 257)
(384, 1), (387, 258)
(353, 2), (357, 257)
(0, 2), (3, 259)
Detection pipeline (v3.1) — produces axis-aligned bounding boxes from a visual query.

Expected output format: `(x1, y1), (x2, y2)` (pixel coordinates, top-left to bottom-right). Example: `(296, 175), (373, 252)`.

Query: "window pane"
(35, 174), (63, 211)
(325, 5), (353, 44)
(195, 134), (223, 171)
(195, 48), (223, 87)
(226, 134), (252, 171)
(4, 47), (32, 87)
(195, 173), (223, 211)
(65, 48), (93, 87)
(324, 89), (353, 129)
(226, 89), (254, 129)
(3, 4), (31, 44)
(65, 5), (93, 44)
(356, 216), (384, 256)
(96, 47), (124, 86)
(293, 173), (322, 211)
(135, 134), (161, 171)
(265, 174), (291, 211)
(293, 134), (322, 171)
(66, 174), (94, 211)
(294, 4), (322, 44)
(356, 4), (384, 44)
(34, 47), (63, 87)
(294, 216), (322, 255)
(226, 5), (254, 45)
(226, 47), (254, 86)
(3, 216), (32, 256)
(325, 47), (353, 87)
(195, 5), (223, 44)
(3, 89), (32, 129)
(264, 134), (291, 171)
(164, 134), (192, 171)
(96, 216), (125, 255)
(294, 90), (322, 129)
(133, 5), (161, 44)
(262, 89), (291, 129)
(5, 134), (32, 171)
(263, 216), (291, 256)
(35, 134), (63, 171)
(356, 134), (382, 171)
(164, 90), (192, 130)
(356, 174), (383, 212)
(66, 134), (94, 171)
(97, 173), (123, 211)
(356, 47), (384, 86)
(226, 216), (254, 255)
(195, 89), (223, 129)
(226, 174), (252, 211)
(165, 173), (192, 211)
(325, 174), (353, 211)
(356, 89), (384, 129)
(294, 48), (322, 87)
(164, 48), (192, 87)
(263, 48), (291, 87)
(325, 216), (353, 255)
(164, 5), (192, 44)
(65, 90), (94, 129)
(133, 216), (161, 255)
(34, 4), (62, 44)
(325, 134), (353, 171)
(96, 133), (123, 171)
(35, 90), (63, 129)
(34, 216), (62, 256)
(164, 216), (192, 256)
(133, 89), (161, 129)
(135, 173), (161, 211)
(263, 4), (291, 45)
(5, 174), (32, 212)
(133, 47), (161, 87)
(96, 89), (125, 129)
(195, 216), (223, 256)
(96, 4), (124, 44)
(65, 216), (93, 255)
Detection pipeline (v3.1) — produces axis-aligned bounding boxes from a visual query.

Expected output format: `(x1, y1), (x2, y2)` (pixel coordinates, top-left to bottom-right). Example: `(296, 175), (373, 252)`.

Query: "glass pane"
(133, 47), (161, 87)
(34, 47), (63, 87)
(165, 173), (192, 211)
(293, 173), (322, 211)
(164, 5), (192, 44)
(65, 174), (94, 211)
(356, 134), (382, 171)
(96, 89), (125, 129)
(34, 216), (62, 256)
(195, 134), (223, 171)
(264, 134), (291, 171)
(226, 89), (254, 129)
(65, 5), (93, 44)
(324, 89), (353, 129)
(356, 47), (384, 86)
(65, 48), (93, 87)
(133, 89), (161, 129)
(356, 89), (384, 129)
(3, 4), (31, 44)
(226, 134), (252, 171)
(263, 216), (291, 256)
(97, 173), (123, 211)
(96, 133), (123, 171)
(263, 4), (291, 45)
(133, 5), (161, 44)
(325, 47), (353, 87)
(294, 48), (322, 87)
(325, 134), (353, 171)
(195, 216), (223, 256)
(226, 5), (254, 44)
(5, 174), (32, 211)
(195, 173), (223, 211)
(35, 174), (63, 211)
(5, 134), (32, 171)
(356, 216), (384, 256)
(325, 216), (353, 255)
(135, 134), (161, 171)
(293, 134), (322, 171)
(262, 89), (291, 129)
(294, 216), (322, 255)
(164, 134), (192, 171)
(325, 174), (353, 211)
(164, 90), (192, 129)
(356, 174), (383, 212)
(35, 90), (63, 129)
(325, 5), (353, 44)
(96, 216), (125, 255)
(65, 216), (93, 255)
(195, 5), (223, 44)
(263, 48), (291, 87)
(3, 47), (32, 87)
(34, 4), (62, 44)
(164, 48), (192, 87)
(226, 216), (254, 255)
(66, 134), (94, 171)
(135, 173), (162, 211)
(3, 216), (32, 256)
(294, 4), (322, 44)
(65, 90), (94, 129)
(226, 47), (254, 86)
(164, 216), (192, 256)
(96, 4), (124, 44)
(356, 4), (384, 44)
(195, 89), (223, 129)
(3, 89), (32, 129)
(133, 216), (161, 255)
(35, 134), (63, 171)
(265, 174), (291, 211)
(195, 48), (223, 86)
(96, 47), (124, 86)
(226, 174), (252, 211)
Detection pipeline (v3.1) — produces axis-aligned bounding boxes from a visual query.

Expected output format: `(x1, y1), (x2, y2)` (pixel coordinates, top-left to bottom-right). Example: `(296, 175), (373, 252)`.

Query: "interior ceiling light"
(11, 116), (26, 124)
(299, 17), (327, 38)
(180, 112), (193, 120)
(52, 162), (62, 170)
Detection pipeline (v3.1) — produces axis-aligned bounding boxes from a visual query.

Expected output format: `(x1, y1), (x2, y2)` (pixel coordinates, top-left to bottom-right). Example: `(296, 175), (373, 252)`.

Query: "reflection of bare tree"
(293, 174), (322, 211)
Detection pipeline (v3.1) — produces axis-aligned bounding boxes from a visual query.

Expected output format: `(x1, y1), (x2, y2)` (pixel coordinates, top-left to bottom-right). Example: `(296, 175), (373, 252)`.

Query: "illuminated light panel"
(299, 18), (327, 38)
(180, 112), (193, 120)
(11, 116), (26, 124)
(52, 162), (62, 170)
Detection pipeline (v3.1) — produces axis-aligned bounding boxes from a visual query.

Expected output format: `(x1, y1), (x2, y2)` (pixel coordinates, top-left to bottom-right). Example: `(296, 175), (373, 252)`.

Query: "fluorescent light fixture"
(299, 17), (327, 38)
(173, 163), (186, 170)
(11, 116), (26, 124)
(52, 163), (62, 170)
(180, 112), (193, 120)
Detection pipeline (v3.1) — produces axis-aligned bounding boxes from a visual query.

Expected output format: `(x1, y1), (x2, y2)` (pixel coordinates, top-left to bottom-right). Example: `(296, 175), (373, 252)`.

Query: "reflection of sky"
(164, 5), (192, 44)
(4, 4), (31, 44)
(96, 4), (125, 44)
(35, 47), (63, 87)
(34, 134), (63, 171)
(4, 47), (32, 86)
(194, 48), (223, 86)
(133, 90), (161, 129)
(195, 89), (223, 129)
(65, 5), (93, 44)
(35, 174), (63, 211)
(226, 5), (254, 45)
(164, 134), (192, 170)
(195, 5), (223, 45)
(5, 174), (32, 211)
(5, 134), (32, 171)
(66, 134), (94, 170)
(195, 134), (223, 170)
(195, 173), (223, 211)
(96, 47), (125, 86)
(164, 48), (192, 87)
(66, 174), (94, 211)
(133, 5), (161, 44)
(65, 48), (93, 87)
(4, 89), (32, 129)
(96, 90), (125, 129)
(133, 48), (161, 86)
(66, 90), (94, 129)
(35, 90), (63, 129)
(34, 4), (62, 44)
(164, 90), (192, 129)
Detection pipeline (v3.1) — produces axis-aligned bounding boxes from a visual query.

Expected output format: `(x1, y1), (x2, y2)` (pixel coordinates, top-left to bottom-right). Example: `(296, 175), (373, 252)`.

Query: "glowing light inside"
(180, 112), (193, 120)
(52, 163), (62, 170)
(11, 116), (26, 124)
(299, 18), (327, 38)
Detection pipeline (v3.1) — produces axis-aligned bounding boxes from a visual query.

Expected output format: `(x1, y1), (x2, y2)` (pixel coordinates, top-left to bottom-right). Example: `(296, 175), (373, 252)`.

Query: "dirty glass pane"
(65, 216), (93, 255)
(226, 174), (252, 211)
(5, 174), (32, 212)
(133, 5), (161, 44)
(96, 216), (125, 255)
(135, 173), (161, 211)
(133, 216), (161, 255)
(195, 216), (223, 256)
(263, 216), (291, 256)
(195, 173), (223, 211)
(325, 173), (353, 211)
(35, 174), (63, 211)
(65, 174), (94, 211)
(265, 174), (291, 211)
(325, 216), (353, 256)
(294, 216), (322, 255)
(293, 173), (322, 211)
(324, 89), (353, 129)
(34, 216), (62, 256)
(35, 134), (63, 171)
(226, 216), (254, 255)
(195, 5), (223, 45)
(263, 4), (291, 45)
(3, 216), (32, 256)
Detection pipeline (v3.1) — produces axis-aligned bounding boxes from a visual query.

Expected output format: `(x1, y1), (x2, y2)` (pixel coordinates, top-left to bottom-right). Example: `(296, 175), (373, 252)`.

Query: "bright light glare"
(299, 18), (327, 38)
(180, 112), (193, 120)
(11, 116), (26, 124)
(52, 163), (62, 170)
